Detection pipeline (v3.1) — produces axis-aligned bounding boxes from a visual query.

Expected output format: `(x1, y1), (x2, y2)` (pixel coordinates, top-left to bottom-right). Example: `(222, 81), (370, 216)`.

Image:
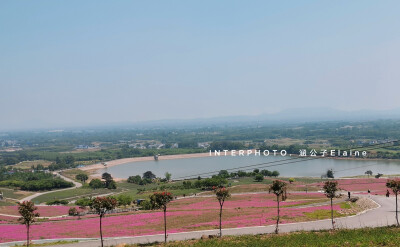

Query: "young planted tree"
(17, 201), (40, 247)
(323, 180), (338, 229)
(386, 179), (400, 226)
(150, 191), (173, 243)
(214, 187), (231, 237)
(89, 196), (118, 247)
(269, 180), (287, 234)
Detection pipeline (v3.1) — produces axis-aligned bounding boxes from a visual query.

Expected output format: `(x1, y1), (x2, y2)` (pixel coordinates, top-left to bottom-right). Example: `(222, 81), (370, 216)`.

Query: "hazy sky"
(1, 1), (400, 130)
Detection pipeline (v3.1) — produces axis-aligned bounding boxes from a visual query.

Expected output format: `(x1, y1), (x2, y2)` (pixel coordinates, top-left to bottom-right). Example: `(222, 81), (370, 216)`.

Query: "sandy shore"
(80, 152), (210, 172)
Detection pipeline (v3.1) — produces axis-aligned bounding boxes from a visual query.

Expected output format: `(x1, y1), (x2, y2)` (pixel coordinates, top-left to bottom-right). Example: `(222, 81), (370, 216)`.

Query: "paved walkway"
(1, 194), (397, 247)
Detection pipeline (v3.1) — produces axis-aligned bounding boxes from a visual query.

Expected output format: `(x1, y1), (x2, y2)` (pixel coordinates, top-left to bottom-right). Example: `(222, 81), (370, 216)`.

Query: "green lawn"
(0, 200), (15, 206)
(0, 187), (33, 200)
(32, 187), (121, 204)
(129, 226), (400, 247)
(117, 181), (204, 200)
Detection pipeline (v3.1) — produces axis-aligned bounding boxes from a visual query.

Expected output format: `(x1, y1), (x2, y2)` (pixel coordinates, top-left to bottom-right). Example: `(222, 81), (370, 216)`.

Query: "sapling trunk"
(396, 193), (399, 227)
(275, 195), (280, 234)
(164, 207), (167, 243)
(27, 224), (30, 247)
(330, 198), (335, 229)
(219, 204), (223, 237)
(100, 215), (103, 247)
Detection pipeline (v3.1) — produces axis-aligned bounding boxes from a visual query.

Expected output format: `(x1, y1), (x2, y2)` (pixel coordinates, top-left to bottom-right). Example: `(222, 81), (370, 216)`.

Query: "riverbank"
(80, 152), (210, 172)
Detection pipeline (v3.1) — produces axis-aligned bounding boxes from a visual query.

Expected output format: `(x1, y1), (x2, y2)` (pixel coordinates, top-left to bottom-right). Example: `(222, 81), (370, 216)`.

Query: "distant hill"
(125, 107), (400, 128)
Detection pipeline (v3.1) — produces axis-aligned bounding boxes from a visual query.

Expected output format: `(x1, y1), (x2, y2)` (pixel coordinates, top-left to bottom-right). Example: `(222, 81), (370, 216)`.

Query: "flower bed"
(0, 193), (341, 243)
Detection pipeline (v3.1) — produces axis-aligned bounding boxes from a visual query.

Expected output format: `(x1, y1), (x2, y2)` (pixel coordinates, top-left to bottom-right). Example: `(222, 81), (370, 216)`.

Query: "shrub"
(46, 199), (69, 205)
(68, 207), (78, 216)
(255, 174), (264, 182)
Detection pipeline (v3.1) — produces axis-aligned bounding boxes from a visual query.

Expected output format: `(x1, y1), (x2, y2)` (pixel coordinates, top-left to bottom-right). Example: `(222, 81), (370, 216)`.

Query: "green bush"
(46, 199), (69, 205)
(255, 174), (264, 182)
(139, 200), (152, 210)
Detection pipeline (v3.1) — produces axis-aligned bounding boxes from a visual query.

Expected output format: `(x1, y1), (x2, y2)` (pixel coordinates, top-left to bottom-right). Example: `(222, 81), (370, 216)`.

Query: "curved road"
(2, 194), (398, 247)
(18, 172), (82, 203)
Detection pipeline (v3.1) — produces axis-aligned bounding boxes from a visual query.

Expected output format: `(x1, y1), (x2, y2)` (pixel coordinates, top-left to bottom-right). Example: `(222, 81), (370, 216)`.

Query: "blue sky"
(1, 1), (400, 130)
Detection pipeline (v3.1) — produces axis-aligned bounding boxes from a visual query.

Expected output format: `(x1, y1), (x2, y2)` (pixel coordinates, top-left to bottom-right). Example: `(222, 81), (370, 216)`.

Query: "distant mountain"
(257, 107), (400, 123)
(7, 108), (400, 132)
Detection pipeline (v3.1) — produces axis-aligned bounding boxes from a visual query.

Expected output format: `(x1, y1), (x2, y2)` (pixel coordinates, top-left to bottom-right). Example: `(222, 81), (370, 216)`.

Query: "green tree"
(101, 172), (113, 188)
(215, 187), (231, 237)
(289, 178), (295, 184)
(17, 201), (40, 247)
(89, 178), (104, 189)
(143, 171), (156, 180)
(89, 197), (118, 247)
(326, 169), (334, 178)
(237, 170), (247, 177)
(218, 170), (229, 178)
(116, 194), (132, 207)
(108, 180), (117, 189)
(76, 174), (89, 183)
(271, 171), (280, 177)
(365, 170), (373, 178)
(261, 169), (272, 176)
(127, 175), (142, 184)
(76, 197), (91, 207)
(323, 180), (339, 229)
(269, 180), (287, 234)
(150, 191), (173, 243)
(255, 174), (264, 182)
(55, 156), (63, 165)
(386, 179), (400, 226)
(64, 155), (75, 165)
(165, 172), (172, 181)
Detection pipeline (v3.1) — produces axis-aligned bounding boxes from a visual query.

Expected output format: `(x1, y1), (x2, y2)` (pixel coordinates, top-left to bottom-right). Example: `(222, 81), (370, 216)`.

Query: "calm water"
(99, 156), (400, 179)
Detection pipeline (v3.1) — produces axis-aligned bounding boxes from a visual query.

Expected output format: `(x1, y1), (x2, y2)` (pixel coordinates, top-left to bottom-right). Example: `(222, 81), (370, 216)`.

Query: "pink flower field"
(311, 178), (389, 195)
(0, 192), (339, 243)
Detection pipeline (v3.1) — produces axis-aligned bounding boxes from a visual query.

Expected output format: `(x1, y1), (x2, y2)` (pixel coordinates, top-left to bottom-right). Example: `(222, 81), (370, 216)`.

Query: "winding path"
(1, 194), (398, 247)
(18, 172), (82, 203)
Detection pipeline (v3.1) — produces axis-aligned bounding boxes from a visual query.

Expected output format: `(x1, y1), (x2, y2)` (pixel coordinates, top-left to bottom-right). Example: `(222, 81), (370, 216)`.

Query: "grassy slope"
(132, 226), (400, 247)
(32, 187), (121, 204)
(0, 187), (33, 199)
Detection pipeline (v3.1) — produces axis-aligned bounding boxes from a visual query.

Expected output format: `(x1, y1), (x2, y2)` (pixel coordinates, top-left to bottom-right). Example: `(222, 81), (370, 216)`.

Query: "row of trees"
(127, 171), (172, 185)
(218, 169), (280, 178)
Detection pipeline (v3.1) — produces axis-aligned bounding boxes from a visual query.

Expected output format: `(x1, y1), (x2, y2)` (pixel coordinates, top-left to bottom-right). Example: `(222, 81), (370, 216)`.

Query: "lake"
(98, 155), (400, 179)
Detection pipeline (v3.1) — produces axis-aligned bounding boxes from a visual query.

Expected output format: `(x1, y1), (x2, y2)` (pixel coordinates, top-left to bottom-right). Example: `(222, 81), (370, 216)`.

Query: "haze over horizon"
(1, 1), (400, 130)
